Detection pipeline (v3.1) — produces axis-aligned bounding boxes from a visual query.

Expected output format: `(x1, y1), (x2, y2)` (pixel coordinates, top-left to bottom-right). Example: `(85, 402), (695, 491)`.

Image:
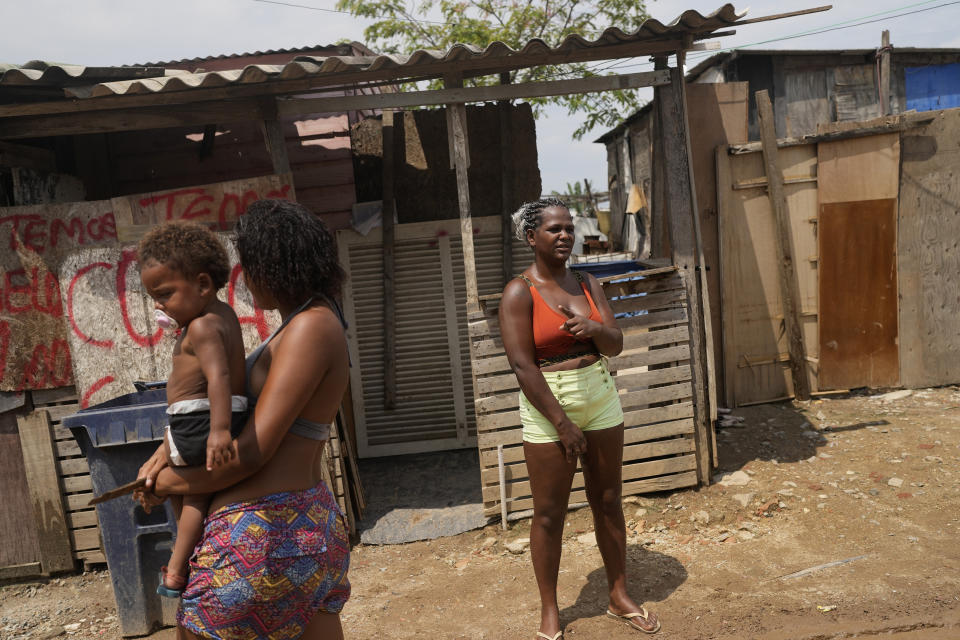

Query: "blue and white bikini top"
(244, 296), (347, 441)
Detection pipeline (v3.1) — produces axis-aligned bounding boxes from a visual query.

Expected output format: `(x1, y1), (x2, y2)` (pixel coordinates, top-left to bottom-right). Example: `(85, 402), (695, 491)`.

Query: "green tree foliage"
(336, 0), (650, 139)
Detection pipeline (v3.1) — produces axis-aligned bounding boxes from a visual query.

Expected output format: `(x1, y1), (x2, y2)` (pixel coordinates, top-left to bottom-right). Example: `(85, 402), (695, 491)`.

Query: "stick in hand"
(88, 478), (148, 506)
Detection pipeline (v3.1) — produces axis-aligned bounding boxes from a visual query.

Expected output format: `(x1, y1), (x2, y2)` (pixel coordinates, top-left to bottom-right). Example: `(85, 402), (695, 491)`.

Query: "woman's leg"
(301, 611), (344, 639)
(524, 440), (578, 637)
(581, 425), (659, 632)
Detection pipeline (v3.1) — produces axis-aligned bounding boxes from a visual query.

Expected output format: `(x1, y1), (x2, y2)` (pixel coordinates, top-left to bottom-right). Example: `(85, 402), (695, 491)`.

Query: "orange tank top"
(520, 272), (603, 366)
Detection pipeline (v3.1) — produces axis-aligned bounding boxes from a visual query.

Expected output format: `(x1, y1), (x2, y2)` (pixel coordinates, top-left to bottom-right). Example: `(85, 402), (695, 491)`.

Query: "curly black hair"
(138, 220), (231, 289)
(235, 199), (345, 307)
(512, 197), (569, 243)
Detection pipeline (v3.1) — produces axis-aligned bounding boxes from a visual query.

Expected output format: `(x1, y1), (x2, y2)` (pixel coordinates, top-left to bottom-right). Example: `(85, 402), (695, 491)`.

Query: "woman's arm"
(500, 279), (586, 461)
(556, 272), (622, 356)
(149, 310), (340, 497)
(585, 272), (623, 356)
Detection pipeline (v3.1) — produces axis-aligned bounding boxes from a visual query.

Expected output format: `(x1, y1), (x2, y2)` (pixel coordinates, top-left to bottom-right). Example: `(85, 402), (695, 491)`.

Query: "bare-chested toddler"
(137, 221), (247, 597)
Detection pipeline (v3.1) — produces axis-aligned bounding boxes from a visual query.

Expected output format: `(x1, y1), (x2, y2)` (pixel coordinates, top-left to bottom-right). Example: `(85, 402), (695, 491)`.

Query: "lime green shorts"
(520, 359), (624, 443)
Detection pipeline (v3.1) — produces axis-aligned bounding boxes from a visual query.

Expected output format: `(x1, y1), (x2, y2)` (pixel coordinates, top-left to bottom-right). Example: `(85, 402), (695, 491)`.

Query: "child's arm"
(189, 317), (235, 471)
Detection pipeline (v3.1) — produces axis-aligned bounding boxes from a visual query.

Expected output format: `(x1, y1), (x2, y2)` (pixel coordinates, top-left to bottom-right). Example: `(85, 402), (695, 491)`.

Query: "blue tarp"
(905, 64), (960, 112)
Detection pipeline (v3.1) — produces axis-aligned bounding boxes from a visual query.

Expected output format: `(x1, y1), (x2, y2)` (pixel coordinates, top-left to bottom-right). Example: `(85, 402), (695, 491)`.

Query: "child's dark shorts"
(165, 396), (248, 467)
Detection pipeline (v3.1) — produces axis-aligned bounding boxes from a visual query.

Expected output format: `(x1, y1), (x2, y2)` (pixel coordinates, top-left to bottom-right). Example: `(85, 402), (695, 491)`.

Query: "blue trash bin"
(63, 388), (179, 637)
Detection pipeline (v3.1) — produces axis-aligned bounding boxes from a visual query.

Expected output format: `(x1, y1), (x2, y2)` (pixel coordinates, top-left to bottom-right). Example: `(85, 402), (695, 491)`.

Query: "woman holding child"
(499, 198), (661, 639)
(134, 200), (351, 640)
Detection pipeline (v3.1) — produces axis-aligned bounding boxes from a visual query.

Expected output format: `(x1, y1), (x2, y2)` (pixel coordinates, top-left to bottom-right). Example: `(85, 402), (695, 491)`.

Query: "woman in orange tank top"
(499, 198), (661, 639)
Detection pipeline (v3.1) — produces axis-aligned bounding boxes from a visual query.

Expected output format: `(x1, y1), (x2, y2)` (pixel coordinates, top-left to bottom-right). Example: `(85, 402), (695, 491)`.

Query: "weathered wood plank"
(485, 470), (698, 515)
(755, 89), (810, 400)
(477, 402), (693, 446)
(17, 411), (74, 574)
(609, 344), (690, 372)
(66, 510), (99, 530)
(618, 381), (693, 409)
(481, 454), (696, 502)
(69, 527), (102, 552)
(0, 562), (43, 580)
(382, 109), (398, 410)
(446, 81), (481, 314)
(480, 436), (696, 481)
(58, 458), (90, 477)
(31, 387), (79, 406)
(439, 234), (469, 443)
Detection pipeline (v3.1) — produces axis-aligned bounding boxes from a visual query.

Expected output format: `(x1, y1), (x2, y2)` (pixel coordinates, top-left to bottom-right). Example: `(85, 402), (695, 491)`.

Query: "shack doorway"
(817, 134), (901, 389)
(337, 216), (527, 458)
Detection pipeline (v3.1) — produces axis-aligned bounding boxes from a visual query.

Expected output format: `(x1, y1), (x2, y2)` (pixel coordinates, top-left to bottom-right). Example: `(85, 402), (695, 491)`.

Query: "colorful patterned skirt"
(177, 481), (351, 639)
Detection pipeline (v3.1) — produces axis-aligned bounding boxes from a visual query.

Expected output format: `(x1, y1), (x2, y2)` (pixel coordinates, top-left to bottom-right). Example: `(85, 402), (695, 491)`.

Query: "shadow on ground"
(714, 400), (890, 474)
(357, 448), (489, 545)
(561, 547), (686, 627)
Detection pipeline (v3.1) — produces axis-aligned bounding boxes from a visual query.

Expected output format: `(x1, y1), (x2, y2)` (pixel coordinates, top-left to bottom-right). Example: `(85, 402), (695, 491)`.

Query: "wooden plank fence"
(469, 265), (700, 518)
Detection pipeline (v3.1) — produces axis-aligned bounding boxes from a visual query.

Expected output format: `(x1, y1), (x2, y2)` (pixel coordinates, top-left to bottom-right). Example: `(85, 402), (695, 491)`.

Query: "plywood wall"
(899, 108), (960, 387)
(716, 144), (820, 406)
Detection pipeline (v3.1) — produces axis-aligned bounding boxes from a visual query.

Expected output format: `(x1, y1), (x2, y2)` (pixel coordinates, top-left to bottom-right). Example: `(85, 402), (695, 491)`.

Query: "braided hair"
(235, 199), (345, 307)
(511, 197), (569, 244)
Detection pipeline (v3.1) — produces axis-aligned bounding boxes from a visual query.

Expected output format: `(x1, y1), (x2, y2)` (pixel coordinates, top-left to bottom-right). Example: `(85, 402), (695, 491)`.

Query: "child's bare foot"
(157, 565), (188, 598)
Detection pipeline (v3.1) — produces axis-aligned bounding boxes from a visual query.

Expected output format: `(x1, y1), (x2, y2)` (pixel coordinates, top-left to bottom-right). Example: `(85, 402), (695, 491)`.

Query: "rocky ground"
(2, 387), (959, 639)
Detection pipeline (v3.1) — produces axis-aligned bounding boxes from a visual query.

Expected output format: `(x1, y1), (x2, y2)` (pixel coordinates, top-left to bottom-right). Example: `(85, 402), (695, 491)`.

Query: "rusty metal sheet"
(819, 198), (899, 389)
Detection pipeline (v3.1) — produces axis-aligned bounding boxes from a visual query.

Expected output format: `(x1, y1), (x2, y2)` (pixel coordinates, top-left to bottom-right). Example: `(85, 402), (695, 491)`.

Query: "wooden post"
(879, 30), (892, 115)
(444, 75), (481, 314)
(675, 51), (719, 468)
(259, 98), (291, 176)
(497, 444), (508, 530)
(653, 60), (714, 484)
(17, 411), (74, 574)
(439, 233), (469, 444)
(499, 72), (515, 286)
(755, 89), (811, 400)
(381, 109), (397, 410)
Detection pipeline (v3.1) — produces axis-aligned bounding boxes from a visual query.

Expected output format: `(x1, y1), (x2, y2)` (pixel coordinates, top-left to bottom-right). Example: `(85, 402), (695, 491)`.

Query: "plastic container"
(63, 388), (179, 637)
(570, 259), (643, 279)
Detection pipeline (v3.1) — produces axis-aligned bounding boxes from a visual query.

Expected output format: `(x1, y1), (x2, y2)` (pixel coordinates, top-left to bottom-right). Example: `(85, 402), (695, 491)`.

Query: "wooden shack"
(0, 3), (822, 578)
(0, 43), (375, 578)
(600, 44), (960, 405)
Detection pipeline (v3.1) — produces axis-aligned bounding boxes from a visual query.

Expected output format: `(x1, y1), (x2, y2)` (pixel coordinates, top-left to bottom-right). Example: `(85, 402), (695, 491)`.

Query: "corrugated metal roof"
(139, 43), (354, 67)
(0, 60), (167, 86)
(1, 4), (744, 101)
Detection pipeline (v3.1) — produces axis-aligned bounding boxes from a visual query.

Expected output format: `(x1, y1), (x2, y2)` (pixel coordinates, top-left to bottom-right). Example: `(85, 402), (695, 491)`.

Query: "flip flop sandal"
(536, 632), (563, 640)
(156, 566), (186, 598)
(606, 607), (661, 634)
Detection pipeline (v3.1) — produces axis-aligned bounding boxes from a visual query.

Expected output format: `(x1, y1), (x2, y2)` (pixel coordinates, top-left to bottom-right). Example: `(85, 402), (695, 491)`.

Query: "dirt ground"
(3, 387), (959, 639)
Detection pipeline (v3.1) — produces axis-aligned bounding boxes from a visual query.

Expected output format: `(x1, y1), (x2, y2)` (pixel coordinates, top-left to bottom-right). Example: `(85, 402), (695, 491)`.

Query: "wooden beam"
(728, 113), (934, 153)
(676, 50), (719, 470)
(0, 38), (691, 120)
(279, 70), (671, 116)
(731, 5), (832, 25)
(381, 109), (397, 410)
(0, 100), (262, 140)
(258, 98), (291, 175)
(499, 72), (514, 286)
(445, 78), (481, 314)
(755, 89), (811, 400)
(879, 30), (892, 115)
(17, 411), (74, 575)
(654, 61), (714, 485)
(439, 233), (470, 444)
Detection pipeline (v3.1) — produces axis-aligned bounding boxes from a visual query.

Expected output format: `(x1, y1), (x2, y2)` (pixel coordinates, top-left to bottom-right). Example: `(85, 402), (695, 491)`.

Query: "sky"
(1, 0), (959, 194)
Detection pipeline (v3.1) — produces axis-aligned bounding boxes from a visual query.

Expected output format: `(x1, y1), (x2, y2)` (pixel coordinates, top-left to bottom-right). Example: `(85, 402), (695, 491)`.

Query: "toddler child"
(137, 221), (248, 597)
